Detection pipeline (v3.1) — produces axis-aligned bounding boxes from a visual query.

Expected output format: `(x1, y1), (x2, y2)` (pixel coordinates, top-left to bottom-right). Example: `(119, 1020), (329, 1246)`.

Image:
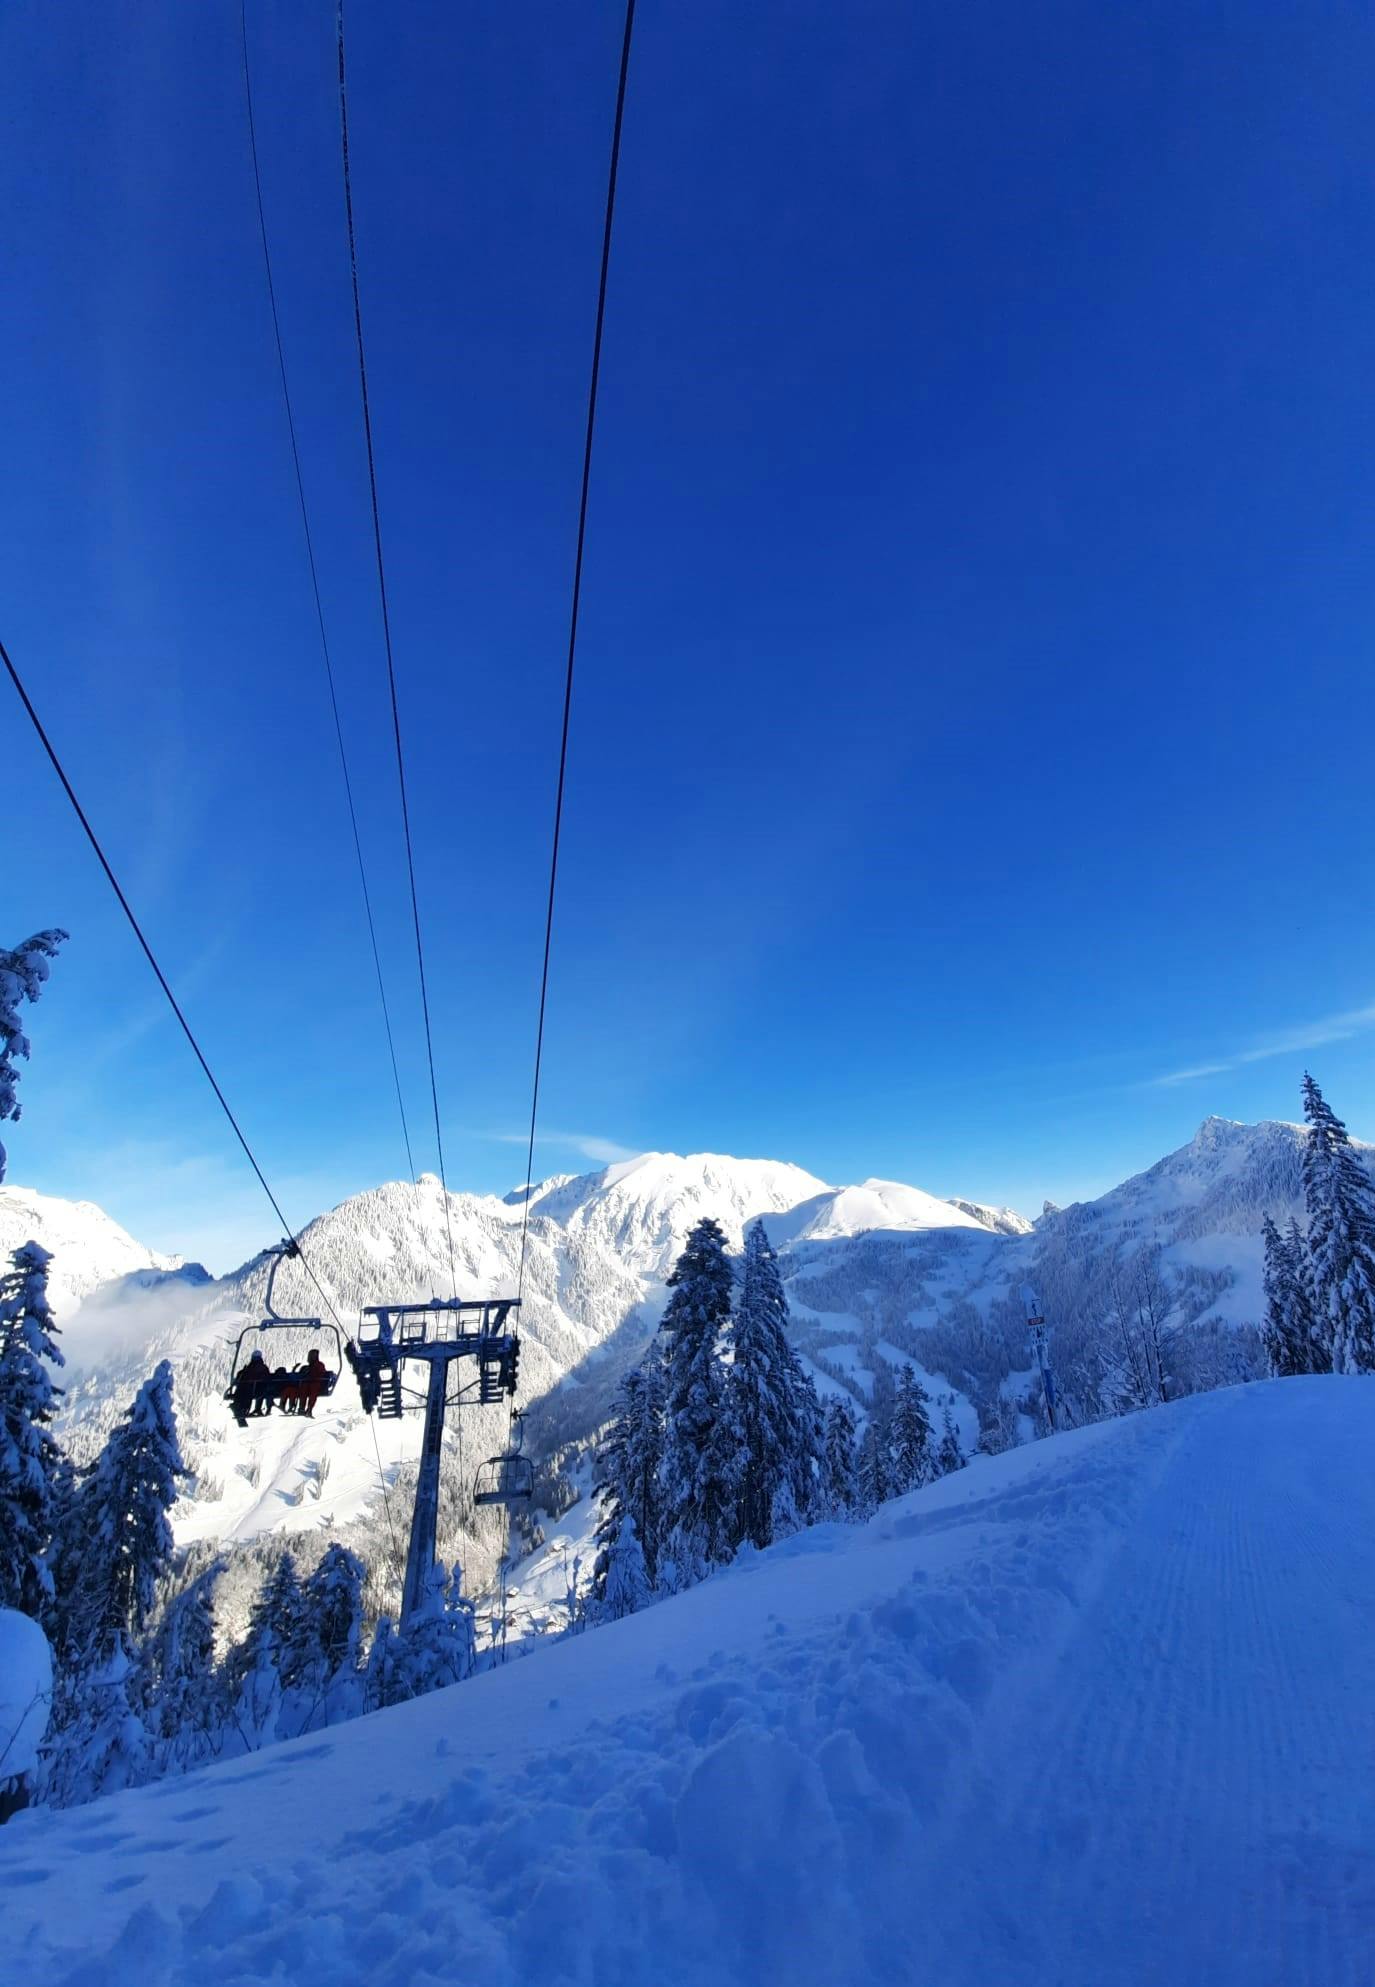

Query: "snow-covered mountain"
(24, 1116), (1366, 1601)
(0, 1184), (201, 1321)
(513, 1151), (830, 1278)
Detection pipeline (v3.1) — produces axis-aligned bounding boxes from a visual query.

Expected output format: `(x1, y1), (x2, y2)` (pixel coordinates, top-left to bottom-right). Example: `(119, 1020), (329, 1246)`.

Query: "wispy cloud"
(1151, 1000), (1375, 1088)
(476, 1128), (639, 1164)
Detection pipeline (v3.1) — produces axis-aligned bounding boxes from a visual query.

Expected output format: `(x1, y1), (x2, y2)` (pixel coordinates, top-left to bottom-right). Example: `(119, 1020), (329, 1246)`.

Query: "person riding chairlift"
(296, 1347), (332, 1418)
(231, 1350), (273, 1426)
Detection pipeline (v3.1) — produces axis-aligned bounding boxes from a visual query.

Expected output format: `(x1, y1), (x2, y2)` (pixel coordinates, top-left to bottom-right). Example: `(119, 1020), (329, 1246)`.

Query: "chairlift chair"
(473, 1451), (534, 1507)
(224, 1240), (343, 1424)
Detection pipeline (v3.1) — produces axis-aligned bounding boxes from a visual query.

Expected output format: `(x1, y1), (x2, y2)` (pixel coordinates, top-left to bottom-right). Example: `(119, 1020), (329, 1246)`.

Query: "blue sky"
(5, 0), (1375, 1271)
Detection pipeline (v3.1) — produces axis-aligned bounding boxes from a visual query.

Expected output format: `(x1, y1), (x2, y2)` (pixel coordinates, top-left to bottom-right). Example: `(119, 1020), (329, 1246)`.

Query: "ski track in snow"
(6, 1379), (1375, 1986)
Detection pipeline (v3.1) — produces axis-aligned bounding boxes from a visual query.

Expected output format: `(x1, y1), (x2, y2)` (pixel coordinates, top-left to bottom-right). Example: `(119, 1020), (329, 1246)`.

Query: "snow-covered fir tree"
(229, 1553), (303, 1748)
(858, 1359), (898, 1506)
(659, 1217), (739, 1567)
(244, 1553), (305, 1683)
(143, 1562), (224, 1774)
(889, 1366), (934, 1494)
(654, 1521), (708, 1597)
(0, 928), (66, 1184)
(0, 1240), (64, 1616)
(1286, 1217), (1321, 1364)
(388, 1562), (477, 1704)
(935, 1406), (965, 1477)
(599, 1513), (652, 1620)
(1301, 1074), (1375, 1375)
(770, 1475), (803, 1542)
(1261, 1215), (1321, 1377)
(280, 1544), (365, 1735)
(821, 1396), (859, 1516)
(593, 1351), (666, 1596)
(729, 1222), (822, 1549)
(40, 1636), (152, 1810)
(49, 1359), (186, 1667)
(858, 1418), (888, 1511)
(364, 1614), (402, 1712)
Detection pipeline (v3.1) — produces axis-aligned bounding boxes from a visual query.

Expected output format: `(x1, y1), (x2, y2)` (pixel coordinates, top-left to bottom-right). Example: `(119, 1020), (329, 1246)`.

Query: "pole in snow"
(1021, 1283), (1058, 1433)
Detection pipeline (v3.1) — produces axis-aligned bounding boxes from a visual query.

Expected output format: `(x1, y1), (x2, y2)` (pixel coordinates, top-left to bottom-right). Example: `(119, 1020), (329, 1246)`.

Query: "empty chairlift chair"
(473, 1450), (534, 1507)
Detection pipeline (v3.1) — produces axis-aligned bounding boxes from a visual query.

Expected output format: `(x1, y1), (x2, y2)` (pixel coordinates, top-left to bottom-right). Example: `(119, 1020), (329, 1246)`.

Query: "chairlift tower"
(345, 1298), (525, 1625)
(1021, 1283), (1058, 1433)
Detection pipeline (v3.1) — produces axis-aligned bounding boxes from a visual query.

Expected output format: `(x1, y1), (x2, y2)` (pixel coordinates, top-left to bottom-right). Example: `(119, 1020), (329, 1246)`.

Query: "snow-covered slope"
(10, 1377), (1374, 1986)
(768, 1175), (989, 1245)
(0, 1184), (197, 1321)
(1033, 1113), (1322, 1321)
(945, 1196), (1036, 1236)
(518, 1151), (830, 1278)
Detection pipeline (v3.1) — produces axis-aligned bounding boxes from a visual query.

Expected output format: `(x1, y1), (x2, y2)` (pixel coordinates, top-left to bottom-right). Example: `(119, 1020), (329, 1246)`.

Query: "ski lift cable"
(239, 0), (419, 1197)
(0, 634), (345, 1335)
(335, 0), (458, 1299)
(515, 0), (638, 1307)
(366, 1403), (400, 1558)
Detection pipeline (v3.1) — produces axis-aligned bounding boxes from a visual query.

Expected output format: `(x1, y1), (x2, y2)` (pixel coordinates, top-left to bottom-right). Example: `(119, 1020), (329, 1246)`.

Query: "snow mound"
(10, 1378), (1374, 1986)
(0, 1609), (52, 1781)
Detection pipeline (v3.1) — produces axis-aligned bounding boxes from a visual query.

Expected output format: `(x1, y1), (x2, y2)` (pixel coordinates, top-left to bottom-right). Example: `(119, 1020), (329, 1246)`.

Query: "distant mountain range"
(7, 1116), (1364, 1596)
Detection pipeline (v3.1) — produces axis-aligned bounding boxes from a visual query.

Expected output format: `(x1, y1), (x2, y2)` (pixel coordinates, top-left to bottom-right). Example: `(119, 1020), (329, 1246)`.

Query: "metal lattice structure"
(344, 1299), (523, 1622)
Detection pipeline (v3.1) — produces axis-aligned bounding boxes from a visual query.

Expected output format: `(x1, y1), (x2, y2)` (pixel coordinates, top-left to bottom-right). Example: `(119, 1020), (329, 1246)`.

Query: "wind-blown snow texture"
(21, 1120), (1371, 1601)
(6, 1377), (1373, 1986)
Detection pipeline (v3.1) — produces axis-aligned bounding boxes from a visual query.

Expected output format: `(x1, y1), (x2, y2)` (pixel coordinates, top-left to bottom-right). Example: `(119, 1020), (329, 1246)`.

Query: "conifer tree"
(41, 1638), (152, 1809)
(1285, 1216), (1322, 1367)
(659, 1218), (738, 1567)
(228, 1553), (302, 1747)
(593, 1351), (666, 1595)
(249, 1553), (305, 1678)
(889, 1366), (934, 1493)
(50, 1360), (186, 1667)
(858, 1418), (888, 1511)
(390, 1562), (476, 1702)
(935, 1406), (965, 1478)
(1261, 1215), (1320, 1377)
(821, 1396), (859, 1516)
(0, 1240), (64, 1616)
(145, 1563), (223, 1772)
(769, 1475), (802, 1542)
(600, 1513), (652, 1620)
(1301, 1074), (1375, 1374)
(0, 928), (66, 1184)
(729, 1222), (823, 1548)
(364, 1615), (402, 1712)
(283, 1544), (365, 1734)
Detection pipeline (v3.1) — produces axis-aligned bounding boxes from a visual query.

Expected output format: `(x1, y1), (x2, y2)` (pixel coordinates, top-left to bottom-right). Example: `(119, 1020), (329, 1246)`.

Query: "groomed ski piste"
(9, 1377), (1374, 1987)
